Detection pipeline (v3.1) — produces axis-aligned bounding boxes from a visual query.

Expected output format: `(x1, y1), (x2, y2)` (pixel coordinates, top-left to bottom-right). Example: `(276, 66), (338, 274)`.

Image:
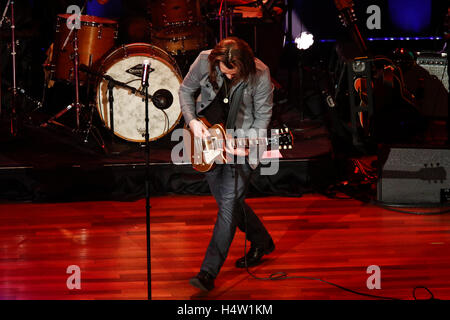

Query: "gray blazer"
(179, 50), (273, 131)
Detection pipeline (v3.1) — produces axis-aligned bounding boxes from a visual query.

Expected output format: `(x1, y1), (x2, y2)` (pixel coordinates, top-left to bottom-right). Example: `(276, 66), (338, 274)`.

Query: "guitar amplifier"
(416, 52), (448, 92)
(377, 146), (450, 204)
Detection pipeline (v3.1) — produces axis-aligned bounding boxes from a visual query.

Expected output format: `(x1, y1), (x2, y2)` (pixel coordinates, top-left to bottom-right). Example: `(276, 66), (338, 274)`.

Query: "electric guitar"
(334, 0), (419, 138)
(334, 0), (368, 55)
(334, 0), (416, 104)
(183, 117), (294, 172)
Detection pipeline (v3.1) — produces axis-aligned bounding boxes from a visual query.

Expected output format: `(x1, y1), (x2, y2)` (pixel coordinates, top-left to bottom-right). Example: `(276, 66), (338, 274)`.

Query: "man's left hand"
(224, 135), (249, 157)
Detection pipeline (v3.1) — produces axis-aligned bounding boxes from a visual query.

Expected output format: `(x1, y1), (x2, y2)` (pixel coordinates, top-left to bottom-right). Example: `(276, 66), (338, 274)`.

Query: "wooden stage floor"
(1, 194), (449, 300)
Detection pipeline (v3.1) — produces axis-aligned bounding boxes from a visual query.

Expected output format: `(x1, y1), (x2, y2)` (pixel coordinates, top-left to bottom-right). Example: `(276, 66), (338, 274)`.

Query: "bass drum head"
(96, 43), (182, 142)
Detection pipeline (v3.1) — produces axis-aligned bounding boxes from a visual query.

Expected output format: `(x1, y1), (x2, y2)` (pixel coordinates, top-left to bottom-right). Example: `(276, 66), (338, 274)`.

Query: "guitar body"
(183, 117), (228, 173)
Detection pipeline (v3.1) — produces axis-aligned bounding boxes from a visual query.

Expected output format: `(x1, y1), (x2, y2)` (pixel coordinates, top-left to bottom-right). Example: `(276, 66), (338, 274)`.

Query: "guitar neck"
(231, 137), (271, 148)
(335, 0), (368, 55)
(195, 119), (289, 150)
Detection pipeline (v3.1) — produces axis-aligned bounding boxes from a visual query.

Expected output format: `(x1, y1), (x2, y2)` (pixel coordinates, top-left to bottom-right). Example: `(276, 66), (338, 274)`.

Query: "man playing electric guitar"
(179, 37), (275, 292)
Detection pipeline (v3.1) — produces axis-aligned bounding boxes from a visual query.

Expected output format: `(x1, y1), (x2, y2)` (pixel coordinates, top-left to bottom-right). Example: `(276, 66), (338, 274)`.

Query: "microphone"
(152, 89), (173, 110)
(141, 59), (151, 87)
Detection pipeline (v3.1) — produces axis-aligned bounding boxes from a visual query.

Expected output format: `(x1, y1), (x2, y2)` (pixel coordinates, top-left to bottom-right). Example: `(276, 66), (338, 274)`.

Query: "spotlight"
(294, 32), (314, 50)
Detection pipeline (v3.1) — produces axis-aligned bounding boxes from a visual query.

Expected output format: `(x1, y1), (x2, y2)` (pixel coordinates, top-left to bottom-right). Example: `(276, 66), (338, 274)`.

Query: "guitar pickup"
(203, 150), (222, 164)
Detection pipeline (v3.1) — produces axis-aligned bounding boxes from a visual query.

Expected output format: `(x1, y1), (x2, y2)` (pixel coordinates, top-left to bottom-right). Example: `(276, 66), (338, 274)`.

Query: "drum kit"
(1, 0), (283, 150)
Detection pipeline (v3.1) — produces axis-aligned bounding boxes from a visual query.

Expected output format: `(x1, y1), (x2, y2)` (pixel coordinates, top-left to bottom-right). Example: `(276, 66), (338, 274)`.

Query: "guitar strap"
(225, 82), (245, 130)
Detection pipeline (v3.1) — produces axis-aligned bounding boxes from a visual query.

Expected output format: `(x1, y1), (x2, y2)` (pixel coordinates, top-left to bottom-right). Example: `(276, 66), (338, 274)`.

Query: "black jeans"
(200, 163), (272, 277)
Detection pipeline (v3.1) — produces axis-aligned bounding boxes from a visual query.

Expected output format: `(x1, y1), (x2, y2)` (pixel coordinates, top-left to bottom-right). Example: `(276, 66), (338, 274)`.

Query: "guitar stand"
(346, 57), (374, 148)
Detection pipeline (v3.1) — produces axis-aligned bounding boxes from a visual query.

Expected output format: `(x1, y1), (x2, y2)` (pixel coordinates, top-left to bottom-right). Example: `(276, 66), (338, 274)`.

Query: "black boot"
(235, 239), (275, 268)
(189, 270), (215, 291)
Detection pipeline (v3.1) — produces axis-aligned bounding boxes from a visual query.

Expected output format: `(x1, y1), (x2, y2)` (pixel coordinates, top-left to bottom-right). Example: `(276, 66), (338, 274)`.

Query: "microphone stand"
(83, 63), (155, 299)
(142, 71), (151, 301)
(81, 64), (169, 299)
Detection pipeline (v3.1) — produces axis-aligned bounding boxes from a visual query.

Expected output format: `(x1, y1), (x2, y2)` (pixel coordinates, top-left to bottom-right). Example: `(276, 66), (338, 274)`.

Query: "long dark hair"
(208, 37), (256, 89)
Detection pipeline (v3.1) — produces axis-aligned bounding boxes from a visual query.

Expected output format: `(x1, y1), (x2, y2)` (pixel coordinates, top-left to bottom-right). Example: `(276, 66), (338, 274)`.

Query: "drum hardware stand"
(0, 0), (18, 135)
(282, 0), (301, 117)
(41, 27), (83, 130)
(80, 100), (107, 153)
(0, 42), (2, 118)
(82, 75), (107, 153)
(218, 0), (230, 40)
(79, 56), (107, 152)
(107, 79), (115, 137)
(41, 0), (89, 131)
(0, 1), (5, 118)
(41, 38), (106, 153)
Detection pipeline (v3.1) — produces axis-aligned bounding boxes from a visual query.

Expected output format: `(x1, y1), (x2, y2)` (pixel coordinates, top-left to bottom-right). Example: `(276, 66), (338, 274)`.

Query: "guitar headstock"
(272, 126), (294, 150)
(418, 166), (447, 182)
(334, 0), (357, 27)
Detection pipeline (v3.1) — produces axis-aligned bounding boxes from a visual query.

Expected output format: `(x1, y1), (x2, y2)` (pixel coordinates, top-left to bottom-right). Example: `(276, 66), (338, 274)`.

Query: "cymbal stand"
(218, 0), (230, 40)
(42, 1), (88, 130)
(0, 0), (8, 118)
(81, 58), (107, 152)
(10, 0), (16, 135)
(42, 27), (82, 130)
(0, 0), (17, 135)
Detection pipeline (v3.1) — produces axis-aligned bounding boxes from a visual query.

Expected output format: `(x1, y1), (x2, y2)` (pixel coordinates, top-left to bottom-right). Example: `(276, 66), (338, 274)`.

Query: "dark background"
(0, 0), (448, 137)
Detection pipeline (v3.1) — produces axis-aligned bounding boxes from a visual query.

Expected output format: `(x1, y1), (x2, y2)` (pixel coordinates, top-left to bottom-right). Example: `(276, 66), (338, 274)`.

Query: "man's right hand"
(189, 119), (210, 139)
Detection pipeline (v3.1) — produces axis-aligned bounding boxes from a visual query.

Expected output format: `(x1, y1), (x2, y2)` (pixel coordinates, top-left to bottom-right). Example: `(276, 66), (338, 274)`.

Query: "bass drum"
(95, 43), (182, 142)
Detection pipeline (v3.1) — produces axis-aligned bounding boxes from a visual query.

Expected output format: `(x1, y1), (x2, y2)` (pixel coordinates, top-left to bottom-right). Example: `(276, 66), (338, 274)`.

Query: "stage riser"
(0, 158), (335, 202)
